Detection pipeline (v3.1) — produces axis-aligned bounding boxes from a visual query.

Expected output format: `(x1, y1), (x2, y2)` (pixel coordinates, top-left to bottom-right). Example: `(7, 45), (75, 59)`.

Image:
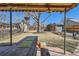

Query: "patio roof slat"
(0, 3), (77, 12)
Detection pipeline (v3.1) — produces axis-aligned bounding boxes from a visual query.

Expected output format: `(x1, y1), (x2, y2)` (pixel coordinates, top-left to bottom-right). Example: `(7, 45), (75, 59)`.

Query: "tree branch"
(41, 13), (52, 23)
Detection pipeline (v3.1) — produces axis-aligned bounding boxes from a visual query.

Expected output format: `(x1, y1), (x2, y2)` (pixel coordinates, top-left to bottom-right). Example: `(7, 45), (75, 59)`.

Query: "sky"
(0, 4), (79, 26)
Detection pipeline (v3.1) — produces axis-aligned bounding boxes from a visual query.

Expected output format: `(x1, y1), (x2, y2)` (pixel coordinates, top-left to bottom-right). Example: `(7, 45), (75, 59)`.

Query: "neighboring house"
(56, 18), (79, 32)
(55, 24), (63, 32)
(32, 22), (45, 32)
(0, 22), (20, 31)
(0, 22), (9, 29)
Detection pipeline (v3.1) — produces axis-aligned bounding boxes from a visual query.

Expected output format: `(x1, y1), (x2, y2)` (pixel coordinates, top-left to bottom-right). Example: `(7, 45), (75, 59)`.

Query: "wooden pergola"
(0, 3), (77, 11)
(0, 3), (77, 55)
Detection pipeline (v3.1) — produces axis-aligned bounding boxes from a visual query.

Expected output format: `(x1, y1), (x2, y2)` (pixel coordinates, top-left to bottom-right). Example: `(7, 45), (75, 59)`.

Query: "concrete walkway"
(36, 47), (72, 56)
(47, 47), (73, 56)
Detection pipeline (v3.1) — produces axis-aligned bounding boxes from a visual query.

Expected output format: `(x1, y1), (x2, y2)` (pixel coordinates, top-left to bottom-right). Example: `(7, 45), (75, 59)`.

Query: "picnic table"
(0, 36), (38, 56)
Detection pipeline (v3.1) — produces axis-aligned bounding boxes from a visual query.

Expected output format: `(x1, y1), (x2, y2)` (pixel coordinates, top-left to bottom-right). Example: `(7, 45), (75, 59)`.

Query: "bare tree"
(14, 16), (22, 32)
(0, 14), (2, 34)
(25, 12), (52, 32)
(14, 12), (30, 33)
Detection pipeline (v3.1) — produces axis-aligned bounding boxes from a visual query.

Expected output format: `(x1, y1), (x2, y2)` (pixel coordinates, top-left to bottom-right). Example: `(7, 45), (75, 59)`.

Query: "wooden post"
(64, 8), (66, 55)
(10, 8), (12, 46)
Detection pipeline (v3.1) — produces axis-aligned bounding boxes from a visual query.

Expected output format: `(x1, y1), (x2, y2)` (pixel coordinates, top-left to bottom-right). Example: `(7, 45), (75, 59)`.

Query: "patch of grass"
(19, 41), (33, 48)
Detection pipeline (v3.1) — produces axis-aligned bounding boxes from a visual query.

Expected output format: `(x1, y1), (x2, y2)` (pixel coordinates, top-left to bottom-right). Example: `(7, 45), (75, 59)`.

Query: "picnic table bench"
(0, 36), (38, 56)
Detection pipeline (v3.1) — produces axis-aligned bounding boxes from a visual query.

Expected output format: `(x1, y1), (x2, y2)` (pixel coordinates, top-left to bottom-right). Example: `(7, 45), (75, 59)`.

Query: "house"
(56, 18), (79, 32)
(0, 22), (9, 29)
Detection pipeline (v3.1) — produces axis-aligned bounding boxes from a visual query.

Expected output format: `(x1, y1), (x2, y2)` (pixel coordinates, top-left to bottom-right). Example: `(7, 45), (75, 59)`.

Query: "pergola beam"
(0, 3), (77, 12)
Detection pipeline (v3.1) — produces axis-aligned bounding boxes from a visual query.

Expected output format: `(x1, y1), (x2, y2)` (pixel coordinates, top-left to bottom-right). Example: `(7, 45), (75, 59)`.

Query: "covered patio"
(0, 3), (78, 55)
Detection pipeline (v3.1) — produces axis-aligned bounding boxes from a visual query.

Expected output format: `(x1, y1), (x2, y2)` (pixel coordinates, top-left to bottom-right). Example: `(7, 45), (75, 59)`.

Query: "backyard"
(33, 32), (79, 53)
(0, 31), (79, 54)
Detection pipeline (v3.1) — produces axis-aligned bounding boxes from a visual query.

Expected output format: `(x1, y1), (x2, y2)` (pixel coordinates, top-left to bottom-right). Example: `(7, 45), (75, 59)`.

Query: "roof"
(0, 3), (77, 12)
(0, 23), (9, 25)
(58, 18), (79, 26)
